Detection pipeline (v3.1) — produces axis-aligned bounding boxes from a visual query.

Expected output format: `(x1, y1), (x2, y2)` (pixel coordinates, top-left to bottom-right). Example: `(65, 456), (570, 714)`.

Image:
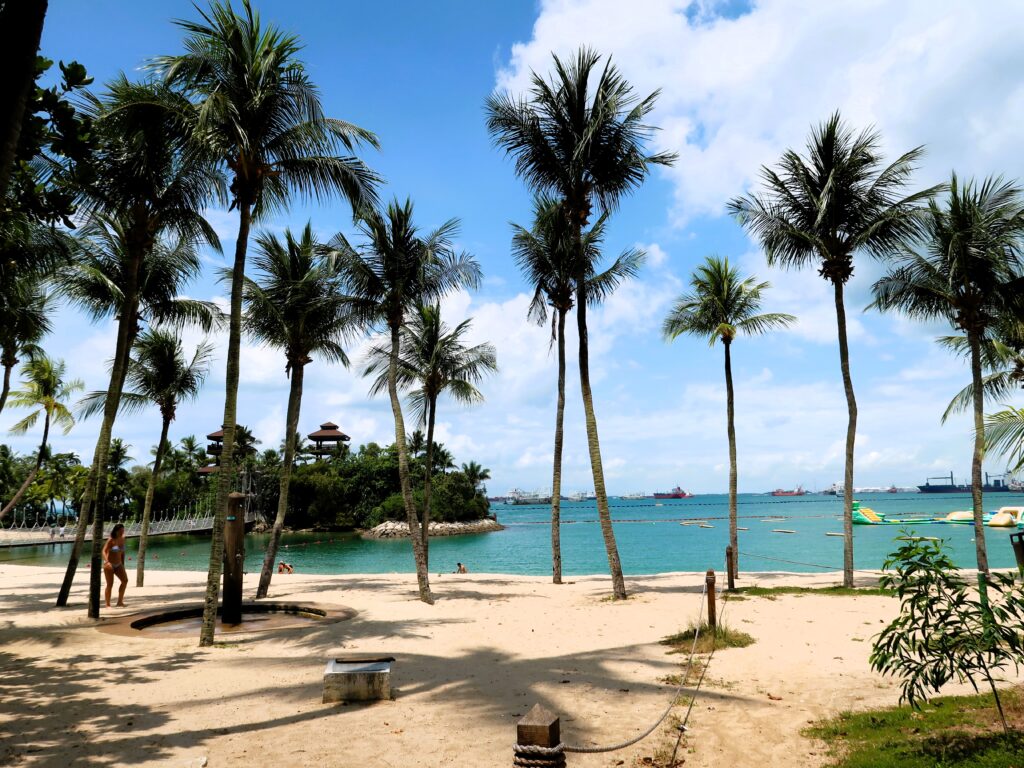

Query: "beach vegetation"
(487, 47), (674, 600)
(330, 198), (481, 604)
(870, 536), (1024, 735)
(662, 621), (755, 654)
(511, 194), (644, 584)
(872, 175), (1024, 578)
(730, 113), (937, 589)
(153, 0), (380, 643)
(364, 302), (497, 568)
(728, 584), (893, 599)
(236, 224), (353, 599)
(0, 353), (82, 520)
(807, 687), (1024, 767)
(663, 256), (794, 581)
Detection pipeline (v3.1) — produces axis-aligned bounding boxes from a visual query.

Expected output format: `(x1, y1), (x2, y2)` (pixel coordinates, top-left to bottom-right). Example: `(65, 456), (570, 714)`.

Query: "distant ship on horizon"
(918, 472), (1014, 494)
(652, 486), (693, 499)
(771, 485), (806, 497)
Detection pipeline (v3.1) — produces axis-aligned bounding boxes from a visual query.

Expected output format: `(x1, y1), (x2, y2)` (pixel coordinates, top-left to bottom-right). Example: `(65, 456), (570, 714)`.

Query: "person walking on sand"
(102, 523), (128, 607)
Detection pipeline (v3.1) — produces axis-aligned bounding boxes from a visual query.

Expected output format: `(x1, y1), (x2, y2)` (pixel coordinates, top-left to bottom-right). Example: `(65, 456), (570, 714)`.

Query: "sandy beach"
(0, 564), (1009, 767)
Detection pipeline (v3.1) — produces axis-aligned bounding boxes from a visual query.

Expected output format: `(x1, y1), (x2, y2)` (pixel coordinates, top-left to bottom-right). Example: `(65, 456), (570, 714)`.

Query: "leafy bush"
(870, 535), (1024, 733)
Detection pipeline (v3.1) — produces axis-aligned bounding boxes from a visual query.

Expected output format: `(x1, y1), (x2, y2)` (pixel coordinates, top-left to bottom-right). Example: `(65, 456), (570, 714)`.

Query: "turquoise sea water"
(4, 492), (1024, 575)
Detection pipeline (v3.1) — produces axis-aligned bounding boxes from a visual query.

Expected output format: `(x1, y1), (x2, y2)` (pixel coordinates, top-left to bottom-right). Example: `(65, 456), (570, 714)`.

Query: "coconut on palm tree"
(331, 198), (481, 604)
(728, 113), (935, 588)
(872, 174), (1024, 577)
(153, 0), (380, 645)
(1, 354), (82, 519)
(237, 224), (352, 599)
(79, 328), (212, 586)
(511, 193), (645, 584)
(487, 48), (674, 599)
(663, 256), (794, 580)
(364, 303), (496, 562)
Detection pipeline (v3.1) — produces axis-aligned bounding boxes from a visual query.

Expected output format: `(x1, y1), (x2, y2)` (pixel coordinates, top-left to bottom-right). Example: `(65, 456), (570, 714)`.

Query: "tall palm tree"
(153, 0), (380, 646)
(986, 407), (1024, 475)
(238, 224), (351, 599)
(872, 175), (1024, 578)
(487, 47), (674, 599)
(332, 198), (480, 603)
(0, 276), (50, 415)
(511, 193), (644, 584)
(728, 112), (935, 587)
(365, 303), (496, 560)
(102, 437), (134, 518)
(663, 256), (794, 580)
(53, 76), (221, 614)
(79, 328), (212, 586)
(1, 354), (82, 519)
(55, 220), (219, 613)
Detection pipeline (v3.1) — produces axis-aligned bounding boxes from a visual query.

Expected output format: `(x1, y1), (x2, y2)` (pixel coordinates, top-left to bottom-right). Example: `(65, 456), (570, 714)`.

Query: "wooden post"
(725, 546), (735, 591)
(706, 569), (717, 631)
(515, 703), (565, 766)
(222, 492), (246, 625)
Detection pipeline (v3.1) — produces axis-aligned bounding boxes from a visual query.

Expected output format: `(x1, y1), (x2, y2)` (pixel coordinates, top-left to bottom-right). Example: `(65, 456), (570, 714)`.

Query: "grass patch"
(661, 621), (754, 654)
(807, 687), (1024, 767)
(731, 584), (893, 599)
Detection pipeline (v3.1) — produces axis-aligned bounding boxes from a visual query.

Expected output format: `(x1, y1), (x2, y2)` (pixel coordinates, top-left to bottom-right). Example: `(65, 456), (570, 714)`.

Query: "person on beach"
(102, 523), (128, 607)
(454, 562), (468, 574)
(277, 561), (294, 574)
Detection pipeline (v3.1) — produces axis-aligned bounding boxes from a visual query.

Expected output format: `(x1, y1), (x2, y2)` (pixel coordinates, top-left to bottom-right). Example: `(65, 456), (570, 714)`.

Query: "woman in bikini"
(102, 523), (128, 607)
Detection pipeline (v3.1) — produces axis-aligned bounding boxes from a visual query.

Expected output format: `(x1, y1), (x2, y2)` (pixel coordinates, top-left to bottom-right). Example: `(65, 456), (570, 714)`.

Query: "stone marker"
(323, 657), (395, 703)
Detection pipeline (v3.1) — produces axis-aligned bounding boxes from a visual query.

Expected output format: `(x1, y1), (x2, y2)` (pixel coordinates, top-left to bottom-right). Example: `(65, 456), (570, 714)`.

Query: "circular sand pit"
(98, 602), (356, 638)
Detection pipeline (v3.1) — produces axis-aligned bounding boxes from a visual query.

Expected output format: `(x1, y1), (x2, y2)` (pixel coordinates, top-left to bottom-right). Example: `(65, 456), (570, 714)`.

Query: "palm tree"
(102, 438), (134, 518)
(728, 113), (935, 588)
(332, 198), (480, 604)
(153, 0), (380, 645)
(939, 316), (1024, 421)
(53, 77), (221, 614)
(986, 407), (1024, 475)
(365, 303), (496, 560)
(663, 256), (794, 580)
(407, 429), (426, 461)
(79, 328), (212, 586)
(239, 224), (351, 599)
(461, 461), (490, 492)
(511, 193), (645, 584)
(486, 48), (675, 599)
(1, 354), (82, 519)
(0, 276), (50, 416)
(872, 175), (1024, 577)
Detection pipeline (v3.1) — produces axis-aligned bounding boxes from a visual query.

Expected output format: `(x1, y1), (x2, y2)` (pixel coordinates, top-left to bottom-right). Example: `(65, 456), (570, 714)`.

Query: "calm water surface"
(4, 493), (1024, 575)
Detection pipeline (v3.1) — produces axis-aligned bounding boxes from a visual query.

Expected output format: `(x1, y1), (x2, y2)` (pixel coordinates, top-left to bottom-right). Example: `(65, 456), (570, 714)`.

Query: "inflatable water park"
(852, 501), (1024, 528)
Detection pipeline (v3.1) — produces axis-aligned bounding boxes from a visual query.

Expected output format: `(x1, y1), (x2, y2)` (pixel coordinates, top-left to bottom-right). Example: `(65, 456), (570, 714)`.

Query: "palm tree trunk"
(421, 394), (437, 567)
(724, 340), (738, 579)
(550, 308), (566, 584)
(833, 280), (857, 588)
(389, 321), (433, 604)
(56, 286), (138, 609)
(256, 363), (304, 599)
(200, 198), (252, 646)
(968, 329), (990, 574)
(0, 412), (50, 518)
(136, 414), (170, 587)
(0, 359), (13, 416)
(575, 262), (626, 600)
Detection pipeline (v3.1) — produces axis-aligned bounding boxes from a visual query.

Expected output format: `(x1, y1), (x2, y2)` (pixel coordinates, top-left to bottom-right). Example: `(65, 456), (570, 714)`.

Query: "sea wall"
(363, 518), (504, 539)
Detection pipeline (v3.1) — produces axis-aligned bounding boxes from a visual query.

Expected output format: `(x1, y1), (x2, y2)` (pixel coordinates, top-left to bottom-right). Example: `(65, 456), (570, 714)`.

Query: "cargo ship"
(918, 472), (1012, 493)
(771, 485), (806, 497)
(652, 486), (693, 499)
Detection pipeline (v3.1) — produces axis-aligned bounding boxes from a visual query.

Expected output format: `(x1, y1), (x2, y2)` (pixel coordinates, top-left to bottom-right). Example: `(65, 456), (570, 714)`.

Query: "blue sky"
(6, 0), (1023, 495)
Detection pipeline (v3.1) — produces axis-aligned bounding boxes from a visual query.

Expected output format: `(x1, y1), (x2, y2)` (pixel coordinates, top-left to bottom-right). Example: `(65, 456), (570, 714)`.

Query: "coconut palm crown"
(871, 174), (1024, 576)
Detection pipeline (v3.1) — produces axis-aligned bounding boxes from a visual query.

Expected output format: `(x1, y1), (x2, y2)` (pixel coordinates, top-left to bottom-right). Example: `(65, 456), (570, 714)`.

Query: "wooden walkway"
(0, 509), (257, 548)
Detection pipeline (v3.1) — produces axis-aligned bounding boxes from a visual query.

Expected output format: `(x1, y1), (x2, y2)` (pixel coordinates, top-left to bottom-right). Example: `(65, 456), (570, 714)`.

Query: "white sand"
(0, 564), (1004, 767)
